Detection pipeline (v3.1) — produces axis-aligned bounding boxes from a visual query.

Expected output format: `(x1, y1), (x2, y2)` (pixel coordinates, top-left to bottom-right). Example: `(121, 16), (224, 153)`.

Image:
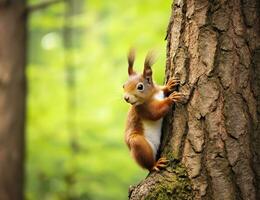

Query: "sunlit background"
(26, 0), (171, 199)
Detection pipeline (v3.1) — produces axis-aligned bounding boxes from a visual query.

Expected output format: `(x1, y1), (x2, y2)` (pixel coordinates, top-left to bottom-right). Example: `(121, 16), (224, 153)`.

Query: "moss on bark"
(129, 159), (193, 200)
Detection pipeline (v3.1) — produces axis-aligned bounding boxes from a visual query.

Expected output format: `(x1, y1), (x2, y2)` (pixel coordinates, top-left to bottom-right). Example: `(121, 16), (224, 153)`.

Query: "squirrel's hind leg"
(128, 134), (155, 171)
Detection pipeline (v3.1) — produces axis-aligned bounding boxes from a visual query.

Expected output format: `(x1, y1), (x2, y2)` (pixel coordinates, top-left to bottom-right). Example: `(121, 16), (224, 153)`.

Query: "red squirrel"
(123, 49), (183, 172)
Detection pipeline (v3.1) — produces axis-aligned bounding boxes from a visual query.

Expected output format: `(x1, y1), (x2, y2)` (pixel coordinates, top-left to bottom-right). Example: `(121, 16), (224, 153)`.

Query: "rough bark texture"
(0, 1), (27, 200)
(129, 0), (260, 199)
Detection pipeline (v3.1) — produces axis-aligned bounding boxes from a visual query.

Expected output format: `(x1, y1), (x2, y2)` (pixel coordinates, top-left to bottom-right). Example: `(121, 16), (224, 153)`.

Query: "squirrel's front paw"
(169, 91), (185, 103)
(166, 78), (180, 92)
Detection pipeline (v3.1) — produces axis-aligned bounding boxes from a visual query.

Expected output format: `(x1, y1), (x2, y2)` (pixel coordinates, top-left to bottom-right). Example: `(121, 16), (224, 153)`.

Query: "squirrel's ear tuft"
(143, 51), (156, 83)
(127, 48), (136, 76)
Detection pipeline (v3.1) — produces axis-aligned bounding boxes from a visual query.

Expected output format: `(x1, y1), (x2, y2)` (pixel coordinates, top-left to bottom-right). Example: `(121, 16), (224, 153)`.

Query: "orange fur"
(136, 97), (172, 120)
(123, 50), (183, 171)
(128, 133), (155, 170)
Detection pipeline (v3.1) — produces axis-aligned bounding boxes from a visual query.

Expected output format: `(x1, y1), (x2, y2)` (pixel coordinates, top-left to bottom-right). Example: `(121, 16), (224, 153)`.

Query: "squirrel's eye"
(136, 83), (144, 91)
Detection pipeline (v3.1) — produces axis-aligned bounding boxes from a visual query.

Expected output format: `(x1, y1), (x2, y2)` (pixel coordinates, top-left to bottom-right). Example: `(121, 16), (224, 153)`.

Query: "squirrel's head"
(123, 49), (156, 106)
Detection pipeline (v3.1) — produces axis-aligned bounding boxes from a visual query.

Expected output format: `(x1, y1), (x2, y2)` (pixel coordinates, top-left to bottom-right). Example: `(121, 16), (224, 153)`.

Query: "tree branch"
(26, 0), (67, 13)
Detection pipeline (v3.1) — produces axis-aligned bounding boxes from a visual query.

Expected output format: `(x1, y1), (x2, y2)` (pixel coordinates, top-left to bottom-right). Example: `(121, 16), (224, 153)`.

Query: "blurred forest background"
(26, 0), (171, 199)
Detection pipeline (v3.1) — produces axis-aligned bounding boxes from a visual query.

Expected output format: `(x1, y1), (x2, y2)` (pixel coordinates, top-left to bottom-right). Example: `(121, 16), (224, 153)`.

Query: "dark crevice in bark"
(179, 118), (188, 158)
(200, 117), (213, 200)
(251, 48), (260, 199)
(160, 108), (174, 155)
(222, 115), (243, 200)
(230, 166), (243, 200)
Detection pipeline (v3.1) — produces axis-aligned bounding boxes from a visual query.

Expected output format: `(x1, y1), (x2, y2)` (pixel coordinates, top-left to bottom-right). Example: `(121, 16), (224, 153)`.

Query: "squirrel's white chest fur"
(143, 90), (164, 158)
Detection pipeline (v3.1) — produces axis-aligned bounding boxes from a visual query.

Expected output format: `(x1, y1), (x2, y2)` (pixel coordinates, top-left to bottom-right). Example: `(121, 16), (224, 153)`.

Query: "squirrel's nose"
(124, 96), (130, 102)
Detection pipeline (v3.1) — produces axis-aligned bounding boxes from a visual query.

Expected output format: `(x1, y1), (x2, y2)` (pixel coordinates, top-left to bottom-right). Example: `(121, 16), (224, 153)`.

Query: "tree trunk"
(0, 1), (27, 200)
(129, 0), (260, 199)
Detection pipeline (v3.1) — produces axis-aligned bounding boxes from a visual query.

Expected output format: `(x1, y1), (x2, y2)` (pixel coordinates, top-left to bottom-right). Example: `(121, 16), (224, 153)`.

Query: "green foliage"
(26, 0), (172, 199)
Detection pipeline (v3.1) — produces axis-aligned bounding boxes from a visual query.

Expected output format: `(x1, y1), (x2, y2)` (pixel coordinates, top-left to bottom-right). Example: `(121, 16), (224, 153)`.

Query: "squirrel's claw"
(151, 157), (169, 172)
(166, 78), (180, 92)
(169, 91), (185, 103)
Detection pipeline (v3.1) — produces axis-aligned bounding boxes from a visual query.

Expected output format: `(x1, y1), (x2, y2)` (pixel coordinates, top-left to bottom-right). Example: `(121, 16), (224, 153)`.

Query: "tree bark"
(0, 1), (27, 200)
(129, 0), (260, 199)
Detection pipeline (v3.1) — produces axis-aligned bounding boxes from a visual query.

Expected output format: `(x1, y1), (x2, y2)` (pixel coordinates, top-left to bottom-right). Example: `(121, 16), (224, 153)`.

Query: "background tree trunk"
(129, 0), (260, 199)
(0, 1), (27, 199)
